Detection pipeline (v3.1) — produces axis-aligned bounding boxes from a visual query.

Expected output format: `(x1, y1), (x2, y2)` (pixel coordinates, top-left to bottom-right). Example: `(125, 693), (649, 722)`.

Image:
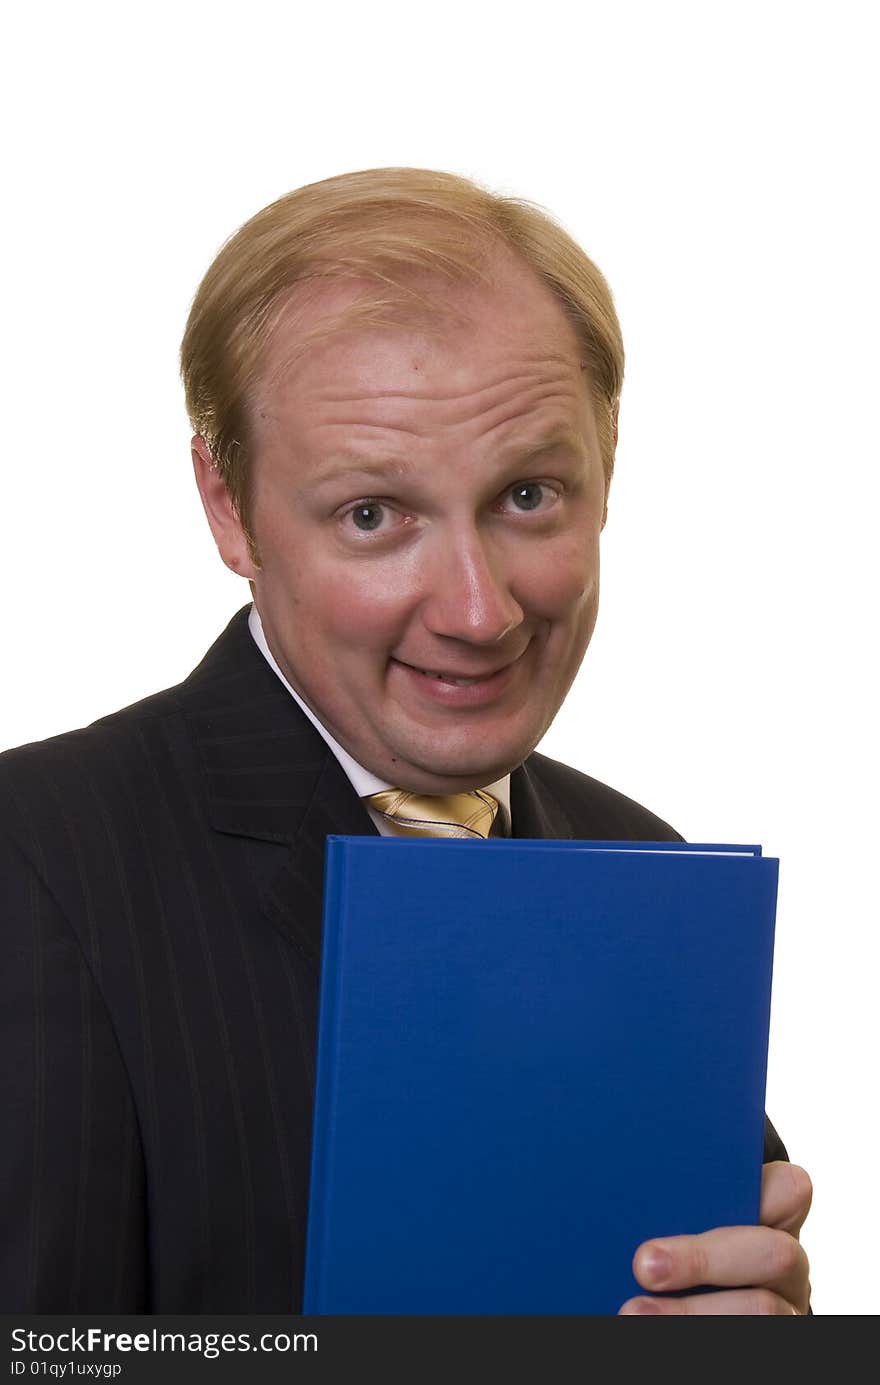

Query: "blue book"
(303, 838), (779, 1314)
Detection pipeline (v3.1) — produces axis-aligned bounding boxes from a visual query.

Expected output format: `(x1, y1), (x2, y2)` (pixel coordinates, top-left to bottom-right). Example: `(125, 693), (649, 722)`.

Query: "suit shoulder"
(1, 680), (186, 767)
(0, 682), (190, 841)
(526, 750), (684, 842)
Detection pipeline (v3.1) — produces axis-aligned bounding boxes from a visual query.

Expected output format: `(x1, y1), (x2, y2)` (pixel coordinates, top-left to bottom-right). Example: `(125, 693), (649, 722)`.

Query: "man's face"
(198, 253), (609, 794)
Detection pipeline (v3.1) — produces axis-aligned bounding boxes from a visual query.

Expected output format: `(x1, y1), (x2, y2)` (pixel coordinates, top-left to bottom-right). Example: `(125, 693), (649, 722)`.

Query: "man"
(0, 167), (811, 1314)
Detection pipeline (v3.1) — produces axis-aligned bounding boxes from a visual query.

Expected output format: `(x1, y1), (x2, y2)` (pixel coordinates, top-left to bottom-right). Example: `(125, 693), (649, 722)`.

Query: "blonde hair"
(180, 167), (624, 560)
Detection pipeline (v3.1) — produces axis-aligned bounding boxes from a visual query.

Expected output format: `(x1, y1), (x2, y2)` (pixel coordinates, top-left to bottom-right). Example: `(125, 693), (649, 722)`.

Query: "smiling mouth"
(414, 669), (488, 685)
(393, 658), (517, 686)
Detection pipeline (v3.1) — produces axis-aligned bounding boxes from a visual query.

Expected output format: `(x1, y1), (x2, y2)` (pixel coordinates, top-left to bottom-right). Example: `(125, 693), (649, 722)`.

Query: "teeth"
(420, 669), (481, 685)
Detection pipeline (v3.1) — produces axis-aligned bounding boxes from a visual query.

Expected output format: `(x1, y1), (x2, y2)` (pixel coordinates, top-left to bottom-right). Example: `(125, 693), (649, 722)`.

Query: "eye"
(501, 481), (559, 514)
(339, 498), (409, 537)
(349, 501), (387, 532)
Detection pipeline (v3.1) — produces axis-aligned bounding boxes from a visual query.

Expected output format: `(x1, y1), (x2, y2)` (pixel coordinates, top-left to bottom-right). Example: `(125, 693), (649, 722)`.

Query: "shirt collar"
(247, 604), (512, 832)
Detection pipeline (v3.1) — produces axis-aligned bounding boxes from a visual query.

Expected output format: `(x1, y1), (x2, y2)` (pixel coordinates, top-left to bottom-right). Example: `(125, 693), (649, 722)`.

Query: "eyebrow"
(316, 427), (586, 481)
(502, 426), (585, 461)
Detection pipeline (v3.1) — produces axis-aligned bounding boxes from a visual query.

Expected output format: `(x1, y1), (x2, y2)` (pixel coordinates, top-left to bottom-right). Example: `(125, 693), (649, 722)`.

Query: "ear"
(191, 436), (260, 580)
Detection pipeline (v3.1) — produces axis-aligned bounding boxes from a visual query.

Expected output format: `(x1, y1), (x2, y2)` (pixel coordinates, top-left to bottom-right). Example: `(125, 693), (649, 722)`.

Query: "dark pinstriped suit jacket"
(0, 604), (789, 1312)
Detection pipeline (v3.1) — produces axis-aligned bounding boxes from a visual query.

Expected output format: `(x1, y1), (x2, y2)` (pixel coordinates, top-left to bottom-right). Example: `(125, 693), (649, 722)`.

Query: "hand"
(618, 1161), (813, 1315)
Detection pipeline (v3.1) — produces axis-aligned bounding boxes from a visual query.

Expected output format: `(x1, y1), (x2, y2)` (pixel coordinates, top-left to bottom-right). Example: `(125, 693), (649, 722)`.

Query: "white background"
(3, 1), (877, 1315)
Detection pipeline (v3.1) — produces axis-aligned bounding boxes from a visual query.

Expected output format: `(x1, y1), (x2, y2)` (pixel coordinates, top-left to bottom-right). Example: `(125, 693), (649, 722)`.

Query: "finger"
(620, 1289), (800, 1316)
(760, 1161), (813, 1235)
(633, 1225), (808, 1300)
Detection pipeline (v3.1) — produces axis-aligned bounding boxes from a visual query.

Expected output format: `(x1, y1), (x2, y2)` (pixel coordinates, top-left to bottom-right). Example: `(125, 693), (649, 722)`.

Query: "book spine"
(302, 836), (349, 1312)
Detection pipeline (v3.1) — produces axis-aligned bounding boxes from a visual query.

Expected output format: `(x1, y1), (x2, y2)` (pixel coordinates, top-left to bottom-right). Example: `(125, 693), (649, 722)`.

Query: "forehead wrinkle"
(289, 365), (587, 429)
(286, 382), (591, 470)
(296, 355), (586, 409)
(310, 416), (589, 479)
(308, 419), (425, 444)
(476, 382), (592, 449)
(257, 333), (587, 412)
(308, 454), (418, 484)
(254, 346), (594, 460)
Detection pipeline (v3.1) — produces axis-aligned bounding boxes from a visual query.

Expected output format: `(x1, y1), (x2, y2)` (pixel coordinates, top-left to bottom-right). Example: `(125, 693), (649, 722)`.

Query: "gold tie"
(364, 788), (500, 839)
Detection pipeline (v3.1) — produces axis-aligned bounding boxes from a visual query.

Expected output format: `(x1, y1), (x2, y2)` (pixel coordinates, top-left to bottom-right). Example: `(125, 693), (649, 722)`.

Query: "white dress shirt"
(247, 605), (512, 836)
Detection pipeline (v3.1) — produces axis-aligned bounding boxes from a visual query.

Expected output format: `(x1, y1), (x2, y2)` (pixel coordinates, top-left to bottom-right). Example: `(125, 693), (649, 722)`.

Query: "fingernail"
(621, 1297), (664, 1314)
(639, 1246), (672, 1286)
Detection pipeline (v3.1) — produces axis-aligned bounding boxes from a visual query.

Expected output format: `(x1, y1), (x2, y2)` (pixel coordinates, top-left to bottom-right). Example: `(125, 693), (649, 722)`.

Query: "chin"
(407, 745), (532, 789)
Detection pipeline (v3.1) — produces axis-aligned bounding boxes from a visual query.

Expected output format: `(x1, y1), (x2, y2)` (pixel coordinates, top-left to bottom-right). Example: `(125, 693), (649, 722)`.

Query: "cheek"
(255, 504), (411, 648)
(515, 534), (600, 618)
(301, 565), (416, 650)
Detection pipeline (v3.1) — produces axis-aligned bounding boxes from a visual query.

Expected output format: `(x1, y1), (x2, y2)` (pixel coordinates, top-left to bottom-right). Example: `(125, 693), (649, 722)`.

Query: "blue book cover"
(304, 839), (779, 1314)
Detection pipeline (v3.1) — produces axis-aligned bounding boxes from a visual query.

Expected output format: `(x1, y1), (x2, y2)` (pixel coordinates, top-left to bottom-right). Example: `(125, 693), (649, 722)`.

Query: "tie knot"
(364, 788), (500, 840)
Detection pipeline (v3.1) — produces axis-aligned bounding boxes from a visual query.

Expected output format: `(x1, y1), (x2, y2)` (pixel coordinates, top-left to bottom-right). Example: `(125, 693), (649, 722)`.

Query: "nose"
(419, 527), (524, 644)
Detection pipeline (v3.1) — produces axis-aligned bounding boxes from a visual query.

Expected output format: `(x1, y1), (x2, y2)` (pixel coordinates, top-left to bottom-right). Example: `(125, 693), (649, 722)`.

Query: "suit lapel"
(180, 604), (378, 965)
(261, 752), (379, 966)
(510, 758), (575, 839)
